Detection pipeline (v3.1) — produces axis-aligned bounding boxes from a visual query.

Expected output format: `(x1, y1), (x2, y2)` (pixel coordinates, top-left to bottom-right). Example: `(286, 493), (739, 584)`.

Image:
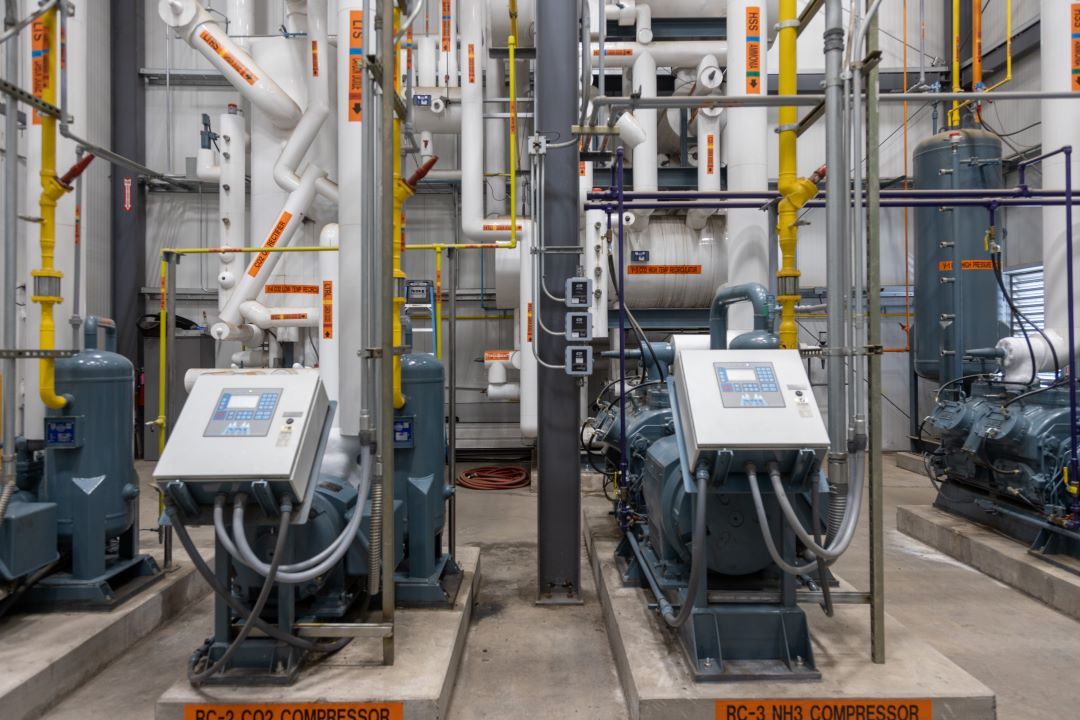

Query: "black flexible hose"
(167, 504), (350, 655)
(662, 466), (707, 628)
(189, 503), (293, 686)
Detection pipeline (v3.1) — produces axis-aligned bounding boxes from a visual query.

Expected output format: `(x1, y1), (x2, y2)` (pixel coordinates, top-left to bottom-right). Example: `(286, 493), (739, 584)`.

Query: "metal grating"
(1007, 266), (1045, 336)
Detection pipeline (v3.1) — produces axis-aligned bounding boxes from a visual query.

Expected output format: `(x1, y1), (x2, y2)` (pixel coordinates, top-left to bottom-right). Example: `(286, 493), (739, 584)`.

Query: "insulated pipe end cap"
(637, 28), (654, 44)
(210, 321), (232, 340)
(159, 0), (198, 28)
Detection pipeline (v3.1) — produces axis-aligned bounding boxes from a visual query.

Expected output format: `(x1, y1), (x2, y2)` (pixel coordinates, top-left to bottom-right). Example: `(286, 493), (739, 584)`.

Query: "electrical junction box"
(566, 346), (594, 376)
(673, 349), (830, 467)
(565, 277), (593, 308)
(406, 279), (434, 304)
(154, 369), (333, 524)
(566, 312), (593, 342)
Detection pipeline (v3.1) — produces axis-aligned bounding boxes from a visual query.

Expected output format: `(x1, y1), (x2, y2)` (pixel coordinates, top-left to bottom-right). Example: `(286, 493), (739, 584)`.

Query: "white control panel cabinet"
(154, 369), (331, 522)
(673, 349), (830, 466)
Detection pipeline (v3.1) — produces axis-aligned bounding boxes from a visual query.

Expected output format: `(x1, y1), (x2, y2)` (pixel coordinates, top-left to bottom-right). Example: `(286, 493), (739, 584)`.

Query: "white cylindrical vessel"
(318, 223), (340, 410)
(1041, 0), (1080, 354)
(724, 0), (770, 330)
(621, 217), (728, 308)
(631, 51), (657, 229)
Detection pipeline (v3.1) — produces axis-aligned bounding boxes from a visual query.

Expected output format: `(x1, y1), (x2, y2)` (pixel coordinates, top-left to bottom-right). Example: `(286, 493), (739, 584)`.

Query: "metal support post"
(2, 0), (19, 496)
(379, 0), (396, 665)
(865, 1), (886, 665)
(535, 0), (581, 604)
(163, 251), (179, 569)
(447, 247), (457, 559)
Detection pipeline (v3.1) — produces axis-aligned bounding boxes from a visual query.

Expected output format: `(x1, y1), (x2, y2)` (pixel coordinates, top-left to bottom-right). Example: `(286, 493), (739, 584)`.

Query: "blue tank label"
(393, 418), (415, 448)
(45, 417), (80, 448)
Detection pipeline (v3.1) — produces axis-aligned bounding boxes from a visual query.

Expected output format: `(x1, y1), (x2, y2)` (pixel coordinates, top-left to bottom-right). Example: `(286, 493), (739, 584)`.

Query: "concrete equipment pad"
(584, 508), (996, 720)
(155, 545), (481, 720)
(899, 504), (1080, 621)
(0, 550), (209, 720)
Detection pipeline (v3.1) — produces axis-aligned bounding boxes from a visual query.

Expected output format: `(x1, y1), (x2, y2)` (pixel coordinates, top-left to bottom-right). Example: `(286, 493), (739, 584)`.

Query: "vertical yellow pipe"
(949, 0), (961, 126)
(34, 7), (67, 409)
(508, 34), (518, 250)
(391, 6), (407, 409)
(157, 258), (168, 455)
(434, 249), (443, 360)
(775, 0), (817, 349)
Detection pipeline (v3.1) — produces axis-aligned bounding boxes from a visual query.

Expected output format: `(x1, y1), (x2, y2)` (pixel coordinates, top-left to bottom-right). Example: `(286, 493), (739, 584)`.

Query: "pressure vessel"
(913, 128), (1008, 380)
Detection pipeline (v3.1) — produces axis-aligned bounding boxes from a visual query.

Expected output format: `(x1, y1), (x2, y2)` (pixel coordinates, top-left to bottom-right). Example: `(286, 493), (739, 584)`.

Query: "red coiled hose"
(456, 466), (531, 491)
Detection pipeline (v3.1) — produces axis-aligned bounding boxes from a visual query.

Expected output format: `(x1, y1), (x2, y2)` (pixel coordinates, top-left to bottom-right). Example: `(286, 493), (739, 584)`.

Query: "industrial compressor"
(587, 284), (848, 680)
(0, 317), (159, 610)
(156, 359), (456, 684)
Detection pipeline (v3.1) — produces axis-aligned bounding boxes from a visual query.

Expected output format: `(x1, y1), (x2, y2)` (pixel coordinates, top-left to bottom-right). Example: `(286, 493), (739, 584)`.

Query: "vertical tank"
(913, 128), (1008, 381)
(44, 319), (139, 579)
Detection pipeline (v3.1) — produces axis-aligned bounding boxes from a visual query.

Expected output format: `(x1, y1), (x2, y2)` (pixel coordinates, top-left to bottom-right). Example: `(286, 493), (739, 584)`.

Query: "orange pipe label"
(746, 7), (762, 94)
(1073, 4), (1080, 91)
(183, 704), (403, 720)
(199, 29), (257, 85)
(31, 18), (48, 125)
(706, 134), (716, 175)
(468, 43), (476, 83)
(715, 699), (933, 720)
(579, 161), (587, 177)
(311, 40), (320, 77)
(441, 0), (452, 51)
(484, 350), (513, 362)
(939, 260), (993, 272)
(322, 280), (334, 339)
(482, 223), (523, 232)
(527, 302), (534, 343)
(270, 313), (309, 322)
(593, 47), (634, 57)
(248, 211), (293, 278)
(264, 284), (319, 295)
(349, 11), (364, 122)
(627, 265), (703, 275)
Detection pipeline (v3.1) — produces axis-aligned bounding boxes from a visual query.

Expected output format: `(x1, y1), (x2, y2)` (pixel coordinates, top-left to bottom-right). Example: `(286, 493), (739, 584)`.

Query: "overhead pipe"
(589, 40), (727, 68)
(630, 51), (657, 230)
(238, 301), (320, 329)
(158, 0), (302, 129)
(708, 283), (775, 350)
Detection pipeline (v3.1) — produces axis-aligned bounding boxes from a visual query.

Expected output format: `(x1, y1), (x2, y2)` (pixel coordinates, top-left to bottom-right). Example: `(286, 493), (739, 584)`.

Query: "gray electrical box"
(565, 277), (593, 308)
(566, 312), (593, 342)
(565, 346), (593, 376)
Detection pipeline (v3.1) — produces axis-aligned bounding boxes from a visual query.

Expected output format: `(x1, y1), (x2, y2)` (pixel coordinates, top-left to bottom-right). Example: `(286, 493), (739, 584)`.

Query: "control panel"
(673, 350), (829, 466)
(715, 362), (784, 408)
(566, 346), (594, 376)
(154, 369), (332, 523)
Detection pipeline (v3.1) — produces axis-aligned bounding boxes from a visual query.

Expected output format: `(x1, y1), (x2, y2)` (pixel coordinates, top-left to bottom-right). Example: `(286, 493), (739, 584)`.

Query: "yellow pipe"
(954, 0), (1012, 114)
(33, 7), (67, 410)
(391, 6), (407, 410)
(949, 0), (961, 126)
(775, 0), (818, 350)
(508, 33), (518, 252)
(157, 258), (168, 455)
(163, 246), (338, 255)
(434, 249), (443, 360)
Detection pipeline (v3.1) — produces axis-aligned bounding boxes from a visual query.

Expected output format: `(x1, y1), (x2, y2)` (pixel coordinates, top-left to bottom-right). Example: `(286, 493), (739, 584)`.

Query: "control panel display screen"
(714, 362), (785, 409)
(204, 388), (282, 437)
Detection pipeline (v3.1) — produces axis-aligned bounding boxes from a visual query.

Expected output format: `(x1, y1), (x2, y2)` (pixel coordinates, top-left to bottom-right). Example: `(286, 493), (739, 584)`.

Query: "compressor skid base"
(24, 552), (161, 609)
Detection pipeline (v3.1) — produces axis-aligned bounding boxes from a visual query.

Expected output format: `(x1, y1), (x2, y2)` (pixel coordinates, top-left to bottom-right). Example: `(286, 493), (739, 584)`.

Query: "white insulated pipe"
(631, 51), (657, 230)
(723, 0), (770, 331)
(584, 209), (610, 334)
(591, 41), (727, 68)
(202, 109), (248, 312)
(225, 0), (254, 48)
(273, 0), (338, 203)
(1040, 0), (1080, 354)
(239, 301), (320, 329)
(437, 0), (459, 86)
(687, 107), (722, 231)
(212, 165), (325, 339)
(319, 223), (340, 409)
(158, 0), (302, 129)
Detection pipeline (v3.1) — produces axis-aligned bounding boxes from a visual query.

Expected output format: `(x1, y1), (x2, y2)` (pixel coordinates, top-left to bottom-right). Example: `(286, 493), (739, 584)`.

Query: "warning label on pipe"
(746, 7), (762, 94)
(1072, 4), (1080, 91)
(270, 313), (310, 322)
(265, 284), (320, 295)
(31, 18), (48, 125)
(442, 0), (452, 51)
(199, 30), (257, 85)
(627, 265), (702, 275)
(716, 699), (933, 720)
(707, 134), (716, 175)
(322, 281), (334, 339)
(184, 703), (403, 720)
(937, 260), (993, 272)
(349, 11), (364, 122)
(248, 211), (293, 277)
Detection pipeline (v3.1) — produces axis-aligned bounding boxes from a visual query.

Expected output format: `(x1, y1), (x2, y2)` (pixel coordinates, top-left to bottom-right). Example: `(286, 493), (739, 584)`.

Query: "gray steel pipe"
(2, 0), (19, 507)
(708, 283), (772, 350)
(824, 0), (848, 488)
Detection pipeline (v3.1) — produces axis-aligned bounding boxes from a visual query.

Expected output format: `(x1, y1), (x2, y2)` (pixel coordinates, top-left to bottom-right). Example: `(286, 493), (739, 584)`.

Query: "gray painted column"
(110, 1), (146, 370)
(536, 0), (582, 602)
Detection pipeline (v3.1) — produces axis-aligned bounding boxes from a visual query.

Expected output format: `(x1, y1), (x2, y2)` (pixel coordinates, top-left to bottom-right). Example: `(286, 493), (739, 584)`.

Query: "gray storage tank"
(913, 128), (1008, 381)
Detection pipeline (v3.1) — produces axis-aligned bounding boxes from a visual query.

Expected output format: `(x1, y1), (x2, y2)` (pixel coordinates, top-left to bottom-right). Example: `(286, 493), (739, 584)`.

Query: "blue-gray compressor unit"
(587, 286), (839, 681)
(0, 318), (159, 608)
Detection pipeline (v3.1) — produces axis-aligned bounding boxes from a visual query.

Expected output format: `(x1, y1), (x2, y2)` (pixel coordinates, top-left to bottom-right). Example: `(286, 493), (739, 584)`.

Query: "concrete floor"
(36, 458), (1080, 720)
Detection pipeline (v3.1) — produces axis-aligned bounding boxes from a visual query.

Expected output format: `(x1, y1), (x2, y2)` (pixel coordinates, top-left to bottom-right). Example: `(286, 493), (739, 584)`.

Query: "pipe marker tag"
(248, 211), (293, 277)
(349, 11), (364, 122)
(323, 280), (334, 339)
(199, 30), (257, 86)
(745, 7), (762, 94)
(1072, 4), (1080, 92)
(31, 17), (48, 125)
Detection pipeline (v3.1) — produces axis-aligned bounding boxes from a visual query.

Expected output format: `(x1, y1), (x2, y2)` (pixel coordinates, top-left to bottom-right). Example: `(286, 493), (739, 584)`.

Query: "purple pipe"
(588, 189), (1076, 201)
(1065, 147), (1078, 488)
(584, 199), (1080, 212)
(615, 148), (629, 523)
